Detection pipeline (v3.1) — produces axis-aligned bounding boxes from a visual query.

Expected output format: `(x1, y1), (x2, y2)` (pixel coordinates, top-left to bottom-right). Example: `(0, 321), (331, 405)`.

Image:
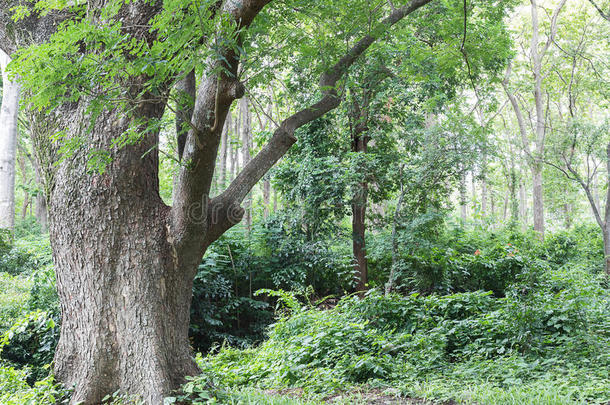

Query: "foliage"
(190, 218), (353, 353)
(0, 310), (60, 384)
(0, 234), (52, 276)
(188, 265), (610, 402)
(0, 366), (67, 405)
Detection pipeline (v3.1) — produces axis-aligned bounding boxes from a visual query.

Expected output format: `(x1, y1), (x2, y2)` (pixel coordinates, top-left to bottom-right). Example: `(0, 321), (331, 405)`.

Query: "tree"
(0, 0), (439, 402)
(502, 0), (567, 240)
(546, 122), (610, 274)
(0, 50), (19, 230)
(542, 2), (610, 272)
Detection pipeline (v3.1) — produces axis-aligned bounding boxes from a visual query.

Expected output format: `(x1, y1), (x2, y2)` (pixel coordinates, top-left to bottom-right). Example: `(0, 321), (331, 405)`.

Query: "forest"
(0, 0), (609, 403)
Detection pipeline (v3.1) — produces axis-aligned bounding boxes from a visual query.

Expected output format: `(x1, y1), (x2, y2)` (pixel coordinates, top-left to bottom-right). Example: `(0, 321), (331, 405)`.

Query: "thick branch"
(175, 70), (196, 161)
(502, 62), (532, 161)
(171, 0), (272, 259)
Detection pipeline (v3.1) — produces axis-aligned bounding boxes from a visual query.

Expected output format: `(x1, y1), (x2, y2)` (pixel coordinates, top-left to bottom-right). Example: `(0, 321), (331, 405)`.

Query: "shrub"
(0, 235), (53, 276)
(0, 311), (60, 384)
(189, 277), (610, 403)
(0, 273), (32, 332)
(0, 365), (66, 405)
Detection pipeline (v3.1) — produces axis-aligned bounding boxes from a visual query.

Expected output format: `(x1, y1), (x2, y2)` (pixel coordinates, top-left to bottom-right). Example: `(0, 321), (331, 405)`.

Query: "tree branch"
(587, 0), (610, 22)
(502, 62), (532, 162)
(171, 0), (273, 261)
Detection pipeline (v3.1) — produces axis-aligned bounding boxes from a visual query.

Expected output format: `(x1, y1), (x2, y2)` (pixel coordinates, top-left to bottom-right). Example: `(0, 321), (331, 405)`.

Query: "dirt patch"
(263, 387), (456, 404)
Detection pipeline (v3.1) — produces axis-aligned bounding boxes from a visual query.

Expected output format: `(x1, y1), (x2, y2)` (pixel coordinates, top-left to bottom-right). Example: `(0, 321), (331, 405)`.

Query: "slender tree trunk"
(0, 51), (19, 230)
(593, 171), (601, 213)
(263, 177), (271, 219)
(481, 176), (488, 217)
(518, 182), (525, 223)
(459, 173), (467, 223)
(603, 229), (610, 276)
(17, 151), (29, 220)
(531, 164), (544, 234)
(386, 178), (406, 296)
(352, 133), (368, 291)
(240, 97), (252, 231)
(490, 189), (496, 228)
(219, 111), (230, 189)
(230, 106), (240, 181)
(528, 0), (565, 239)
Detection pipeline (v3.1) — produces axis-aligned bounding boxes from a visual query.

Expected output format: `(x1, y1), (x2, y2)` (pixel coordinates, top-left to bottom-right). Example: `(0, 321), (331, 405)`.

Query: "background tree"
(0, 51), (19, 231)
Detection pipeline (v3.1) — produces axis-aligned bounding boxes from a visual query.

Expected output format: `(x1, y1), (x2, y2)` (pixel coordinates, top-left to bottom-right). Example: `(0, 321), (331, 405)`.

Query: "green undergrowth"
(183, 267), (610, 404)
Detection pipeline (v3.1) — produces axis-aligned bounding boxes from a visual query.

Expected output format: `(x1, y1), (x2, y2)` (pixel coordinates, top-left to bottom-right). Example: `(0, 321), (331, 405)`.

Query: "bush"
(0, 235), (53, 276)
(0, 365), (66, 405)
(0, 311), (60, 384)
(190, 217), (353, 353)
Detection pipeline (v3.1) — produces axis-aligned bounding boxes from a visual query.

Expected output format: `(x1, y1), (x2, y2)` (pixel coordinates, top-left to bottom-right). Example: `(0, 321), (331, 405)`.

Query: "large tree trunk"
(0, 51), (19, 230)
(50, 107), (198, 404)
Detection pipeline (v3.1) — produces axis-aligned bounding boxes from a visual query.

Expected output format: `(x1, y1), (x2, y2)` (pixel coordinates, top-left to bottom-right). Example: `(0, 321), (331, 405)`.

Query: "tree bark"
(263, 176), (271, 219)
(531, 164), (543, 232)
(17, 149), (28, 220)
(175, 70), (196, 161)
(352, 136), (368, 292)
(0, 51), (19, 230)
(32, 153), (48, 231)
(386, 173), (406, 296)
(519, 178), (527, 225)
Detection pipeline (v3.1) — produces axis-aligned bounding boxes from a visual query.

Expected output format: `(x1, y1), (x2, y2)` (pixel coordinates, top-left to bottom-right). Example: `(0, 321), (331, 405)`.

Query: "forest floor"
(265, 388), (449, 404)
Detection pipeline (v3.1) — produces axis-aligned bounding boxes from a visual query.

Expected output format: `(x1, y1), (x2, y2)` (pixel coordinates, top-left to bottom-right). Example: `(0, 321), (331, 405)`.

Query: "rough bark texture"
(51, 105), (199, 405)
(0, 51), (19, 230)
(175, 70), (196, 161)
